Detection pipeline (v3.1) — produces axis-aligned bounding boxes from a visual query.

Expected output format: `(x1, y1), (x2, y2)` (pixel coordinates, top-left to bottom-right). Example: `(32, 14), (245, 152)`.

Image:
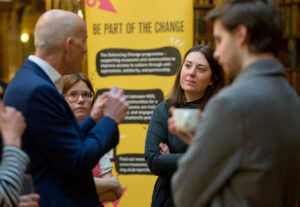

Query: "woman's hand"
(168, 107), (195, 145)
(110, 176), (123, 198)
(159, 142), (170, 154)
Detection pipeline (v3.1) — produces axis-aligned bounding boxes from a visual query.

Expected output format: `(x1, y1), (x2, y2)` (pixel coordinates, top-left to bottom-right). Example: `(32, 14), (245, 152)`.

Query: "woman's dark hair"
(62, 73), (94, 101)
(168, 45), (225, 110)
(206, 0), (282, 55)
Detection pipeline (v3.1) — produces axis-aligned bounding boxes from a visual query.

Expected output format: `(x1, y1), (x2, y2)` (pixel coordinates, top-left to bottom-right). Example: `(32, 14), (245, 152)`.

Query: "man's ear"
(236, 24), (248, 46)
(64, 37), (73, 55)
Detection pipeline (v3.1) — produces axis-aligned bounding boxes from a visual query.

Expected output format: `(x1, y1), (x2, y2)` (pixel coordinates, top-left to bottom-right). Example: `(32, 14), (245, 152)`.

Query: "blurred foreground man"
(4, 9), (128, 207)
(170, 0), (300, 206)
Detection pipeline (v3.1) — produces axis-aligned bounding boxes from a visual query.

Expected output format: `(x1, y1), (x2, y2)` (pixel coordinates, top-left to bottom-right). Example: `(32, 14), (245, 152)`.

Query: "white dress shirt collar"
(28, 55), (63, 93)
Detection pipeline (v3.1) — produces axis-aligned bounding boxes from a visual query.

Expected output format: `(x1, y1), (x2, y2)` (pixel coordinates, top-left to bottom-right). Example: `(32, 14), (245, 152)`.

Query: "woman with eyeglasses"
(62, 73), (123, 205)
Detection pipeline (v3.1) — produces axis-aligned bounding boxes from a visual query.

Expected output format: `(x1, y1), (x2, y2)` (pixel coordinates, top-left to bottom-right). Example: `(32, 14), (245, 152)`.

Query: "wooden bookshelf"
(195, 35), (214, 40)
(278, 1), (300, 6)
(278, 0), (300, 95)
(283, 34), (300, 39)
(286, 67), (300, 72)
(193, 0), (300, 94)
(193, 0), (228, 45)
(194, 5), (214, 9)
(193, 2), (214, 47)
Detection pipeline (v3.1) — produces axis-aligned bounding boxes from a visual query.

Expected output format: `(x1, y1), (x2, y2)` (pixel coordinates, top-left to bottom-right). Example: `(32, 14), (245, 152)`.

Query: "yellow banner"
(85, 0), (193, 206)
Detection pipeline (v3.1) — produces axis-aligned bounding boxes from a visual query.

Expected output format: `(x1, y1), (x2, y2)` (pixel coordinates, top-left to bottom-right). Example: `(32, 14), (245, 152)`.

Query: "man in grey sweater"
(169, 0), (300, 206)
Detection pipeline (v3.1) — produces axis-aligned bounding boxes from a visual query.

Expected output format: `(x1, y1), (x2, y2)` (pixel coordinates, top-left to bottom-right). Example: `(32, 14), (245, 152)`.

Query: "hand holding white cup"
(173, 108), (201, 132)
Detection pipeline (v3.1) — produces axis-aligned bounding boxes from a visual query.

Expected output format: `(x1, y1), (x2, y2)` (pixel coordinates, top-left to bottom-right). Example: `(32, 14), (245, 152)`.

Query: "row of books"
(276, 1), (300, 95)
(277, 0), (300, 3)
(194, 0), (226, 7)
(287, 39), (300, 67)
(194, 0), (213, 6)
(281, 4), (300, 36)
(194, 39), (215, 47)
(194, 9), (213, 38)
(286, 71), (300, 95)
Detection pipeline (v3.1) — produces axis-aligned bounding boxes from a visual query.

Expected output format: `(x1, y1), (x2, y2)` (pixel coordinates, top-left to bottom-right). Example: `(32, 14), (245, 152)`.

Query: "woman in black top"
(145, 45), (225, 207)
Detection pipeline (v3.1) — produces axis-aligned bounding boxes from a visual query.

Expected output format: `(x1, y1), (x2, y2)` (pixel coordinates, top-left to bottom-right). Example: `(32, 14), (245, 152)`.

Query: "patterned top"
(99, 154), (113, 176)
(0, 146), (29, 207)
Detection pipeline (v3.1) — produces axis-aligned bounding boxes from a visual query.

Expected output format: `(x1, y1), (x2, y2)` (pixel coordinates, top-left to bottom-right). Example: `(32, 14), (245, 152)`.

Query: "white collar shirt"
(28, 55), (63, 93)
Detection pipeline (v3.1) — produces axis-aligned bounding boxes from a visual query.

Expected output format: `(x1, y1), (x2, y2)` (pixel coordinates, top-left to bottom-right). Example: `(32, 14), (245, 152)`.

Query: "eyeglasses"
(65, 91), (94, 102)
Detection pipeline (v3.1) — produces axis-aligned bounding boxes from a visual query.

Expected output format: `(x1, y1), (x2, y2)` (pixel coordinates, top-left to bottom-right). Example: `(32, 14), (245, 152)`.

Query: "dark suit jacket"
(172, 57), (300, 207)
(3, 59), (119, 207)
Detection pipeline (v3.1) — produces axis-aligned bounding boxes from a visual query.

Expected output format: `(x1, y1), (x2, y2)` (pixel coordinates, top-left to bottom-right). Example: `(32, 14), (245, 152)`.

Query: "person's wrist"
(103, 113), (119, 124)
(90, 113), (101, 122)
(112, 178), (121, 189)
(3, 135), (21, 148)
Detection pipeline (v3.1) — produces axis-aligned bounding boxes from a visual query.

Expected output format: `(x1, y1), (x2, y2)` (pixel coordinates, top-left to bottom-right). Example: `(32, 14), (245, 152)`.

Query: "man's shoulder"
(204, 84), (250, 116)
(7, 71), (50, 99)
(213, 76), (261, 102)
(210, 85), (241, 103)
(9, 60), (54, 92)
(4, 62), (60, 111)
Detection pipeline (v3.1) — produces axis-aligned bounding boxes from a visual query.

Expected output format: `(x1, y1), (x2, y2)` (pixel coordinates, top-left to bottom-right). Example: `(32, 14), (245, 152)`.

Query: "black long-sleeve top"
(145, 101), (188, 207)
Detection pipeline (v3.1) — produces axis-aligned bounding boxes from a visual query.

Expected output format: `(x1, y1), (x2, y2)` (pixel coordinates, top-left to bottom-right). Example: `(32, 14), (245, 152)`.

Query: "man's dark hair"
(206, 0), (282, 55)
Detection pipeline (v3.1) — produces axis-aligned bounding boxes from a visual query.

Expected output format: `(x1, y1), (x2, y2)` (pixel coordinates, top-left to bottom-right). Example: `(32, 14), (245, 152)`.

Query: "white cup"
(173, 108), (201, 132)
